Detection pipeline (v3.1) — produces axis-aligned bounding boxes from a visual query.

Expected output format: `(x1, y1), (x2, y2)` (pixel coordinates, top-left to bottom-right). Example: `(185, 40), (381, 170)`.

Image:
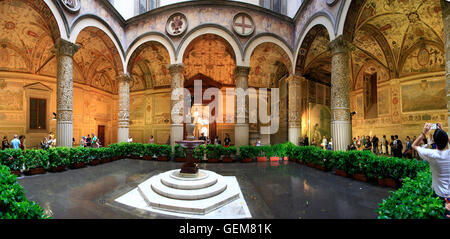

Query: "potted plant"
(143, 144), (155, 160)
(206, 144), (220, 163)
(239, 145), (255, 163)
(193, 145), (206, 163)
(69, 147), (88, 169)
(334, 151), (349, 177)
(23, 149), (48, 176)
(222, 146), (236, 163)
(347, 151), (369, 182)
(0, 149), (24, 176)
(156, 144), (171, 161)
(265, 145), (279, 162)
(48, 147), (69, 172)
(256, 145), (268, 162)
(174, 144), (187, 162)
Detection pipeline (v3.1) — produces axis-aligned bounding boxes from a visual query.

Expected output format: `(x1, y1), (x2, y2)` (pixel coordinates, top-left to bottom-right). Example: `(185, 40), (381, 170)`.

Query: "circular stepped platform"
(137, 169), (240, 215)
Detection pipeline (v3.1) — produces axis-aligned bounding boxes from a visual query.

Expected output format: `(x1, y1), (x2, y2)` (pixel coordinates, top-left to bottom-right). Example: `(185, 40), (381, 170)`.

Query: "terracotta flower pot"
(10, 170), (21, 177)
(113, 156), (119, 161)
(314, 164), (326, 171)
(130, 155), (140, 159)
(307, 162), (314, 168)
(269, 156), (279, 162)
(89, 159), (100, 166)
(298, 160), (306, 165)
(207, 158), (219, 163)
(335, 169), (347, 177)
(222, 157), (233, 163)
(143, 155), (152, 160)
(289, 158), (296, 162)
(241, 158), (253, 163)
(100, 158), (111, 164)
(257, 156), (267, 162)
(24, 167), (46, 176)
(69, 162), (86, 169)
(49, 165), (66, 172)
(175, 158), (186, 162)
(378, 178), (397, 188)
(352, 173), (368, 182)
(283, 156), (288, 161)
(157, 156), (169, 161)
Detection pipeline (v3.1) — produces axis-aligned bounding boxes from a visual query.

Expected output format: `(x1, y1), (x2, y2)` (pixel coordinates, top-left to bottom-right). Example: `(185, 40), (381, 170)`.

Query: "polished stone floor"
(17, 159), (392, 219)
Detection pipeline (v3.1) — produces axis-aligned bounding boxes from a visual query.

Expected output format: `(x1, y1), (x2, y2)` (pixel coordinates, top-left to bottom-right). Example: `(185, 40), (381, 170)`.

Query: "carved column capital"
(53, 38), (79, 57)
(234, 66), (250, 78)
(328, 35), (354, 56)
(116, 73), (132, 82)
(168, 63), (185, 75)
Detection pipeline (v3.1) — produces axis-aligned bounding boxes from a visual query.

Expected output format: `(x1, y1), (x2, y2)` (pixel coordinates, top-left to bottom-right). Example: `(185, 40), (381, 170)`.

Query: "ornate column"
(442, 0), (450, 129)
(328, 35), (353, 151)
(234, 66), (250, 148)
(288, 75), (304, 145)
(169, 64), (185, 148)
(117, 73), (131, 143)
(53, 39), (79, 148)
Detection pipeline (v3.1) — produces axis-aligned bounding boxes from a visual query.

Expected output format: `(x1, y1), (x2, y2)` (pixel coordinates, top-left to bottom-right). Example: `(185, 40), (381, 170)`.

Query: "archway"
(72, 27), (124, 146)
(182, 34), (236, 144)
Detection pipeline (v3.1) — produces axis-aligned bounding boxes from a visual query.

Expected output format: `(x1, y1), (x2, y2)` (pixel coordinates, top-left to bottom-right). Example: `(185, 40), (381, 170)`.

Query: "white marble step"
(152, 174), (227, 200)
(137, 174), (240, 215)
(161, 170), (218, 190)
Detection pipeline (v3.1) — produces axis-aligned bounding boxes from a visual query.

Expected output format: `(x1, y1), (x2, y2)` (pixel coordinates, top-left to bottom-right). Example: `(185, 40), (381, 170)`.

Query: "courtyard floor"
(17, 159), (392, 219)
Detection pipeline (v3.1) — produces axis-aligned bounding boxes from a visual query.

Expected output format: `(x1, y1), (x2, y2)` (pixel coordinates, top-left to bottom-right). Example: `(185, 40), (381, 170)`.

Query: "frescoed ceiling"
(0, 0), (59, 74)
(127, 41), (171, 91)
(350, 0), (444, 89)
(183, 34), (236, 86)
(296, 25), (331, 86)
(249, 42), (291, 88)
(74, 27), (123, 94)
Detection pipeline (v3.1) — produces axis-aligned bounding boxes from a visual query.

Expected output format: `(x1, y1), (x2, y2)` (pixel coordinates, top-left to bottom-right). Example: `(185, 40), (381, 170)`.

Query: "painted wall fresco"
(301, 103), (331, 144)
(377, 87), (389, 116)
(400, 45), (445, 77)
(0, 81), (23, 111)
(125, 5), (294, 50)
(401, 78), (446, 113)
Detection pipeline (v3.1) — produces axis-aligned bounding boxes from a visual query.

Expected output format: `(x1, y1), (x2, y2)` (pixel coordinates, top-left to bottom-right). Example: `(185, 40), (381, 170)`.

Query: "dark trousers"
(434, 193), (450, 219)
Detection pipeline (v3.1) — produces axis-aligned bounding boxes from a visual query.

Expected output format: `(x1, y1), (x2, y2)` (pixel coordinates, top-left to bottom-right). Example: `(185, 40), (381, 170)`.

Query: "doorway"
(97, 125), (105, 146)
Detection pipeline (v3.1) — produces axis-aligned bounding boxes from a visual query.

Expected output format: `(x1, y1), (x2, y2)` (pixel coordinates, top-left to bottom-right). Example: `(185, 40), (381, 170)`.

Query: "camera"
(430, 123), (437, 130)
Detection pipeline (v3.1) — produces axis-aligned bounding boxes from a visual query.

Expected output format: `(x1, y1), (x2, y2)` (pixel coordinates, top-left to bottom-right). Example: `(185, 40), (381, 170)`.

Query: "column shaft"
(442, 0), (450, 129)
(328, 35), (353, 151)
(288, 75), (304, 145)
(54, 39), (79, 148)
(169, 64), (185, 148)
(235, 66), (250, 148)
(117, 73), (131, 143)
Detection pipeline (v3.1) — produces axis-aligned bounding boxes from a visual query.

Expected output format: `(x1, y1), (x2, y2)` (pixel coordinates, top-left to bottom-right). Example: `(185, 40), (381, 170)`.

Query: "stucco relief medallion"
(60, 0), (80, 13)
(166, 13), (188, 37)
(232, 13), (255, 37)
(417, 48), (430, 66)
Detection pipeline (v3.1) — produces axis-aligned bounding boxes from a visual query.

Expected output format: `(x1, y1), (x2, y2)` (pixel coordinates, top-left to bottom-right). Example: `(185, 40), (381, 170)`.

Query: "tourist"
(167, 135), (170, 145)
(363, 136), (372, 151)
(394, 135), (403, 158)
(47, 135), (54, 148)
(2, 136), (9, 150)
(40, 137), (49, 150)
(86, 134), (92, 147)
(80, 136), (86, 147)
(199, 133), (206, 141)
(327, 138), (333, 151)
(412, 123), (450, 219)
(321, 136), (327, 150)
(303, 135), (309, 146)
(214, 136), (221, 145)
(206, 136), (211, 144)
(92, 133), (97, 147)
(255, 138), (261, 146)
(10, 135), (20, 149)
(149, 135), (154, 144)
(381, 135), (388, 155)
(362, 135), (366, 149)
(311, 137), (317, 147)
(403, 136), (413, 159)
(390, 135), (396, 156)
(372, 135), (379, 155)
(18, 135), (25, 150)
(128, 136), (133, 143)
(224, 134), (231, 148)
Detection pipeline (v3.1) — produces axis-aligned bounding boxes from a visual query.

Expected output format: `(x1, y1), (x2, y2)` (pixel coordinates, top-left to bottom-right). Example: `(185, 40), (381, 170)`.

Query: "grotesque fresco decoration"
(401, 79), (447, 113)
(183, 34), (235, 85)
(0, 83), (23, 111)
(74, 27), (123, 94)
(129, 42), (171, 91)
(249, 43), (291, 88)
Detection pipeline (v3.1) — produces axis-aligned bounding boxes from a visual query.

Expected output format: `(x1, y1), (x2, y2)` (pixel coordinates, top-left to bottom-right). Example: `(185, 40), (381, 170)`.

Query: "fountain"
(176, 122), (203, 174)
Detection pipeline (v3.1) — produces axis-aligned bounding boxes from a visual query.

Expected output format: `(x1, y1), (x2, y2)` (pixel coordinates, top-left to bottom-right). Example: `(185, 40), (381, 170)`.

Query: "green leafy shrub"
(272, 143), (288, 157)
(174, 144), (186, 158)
(238, 145), (257, 161)
(222, 146), (237, 157)
(0, 165), (49, 219)
(130, 143), (145, 157)
(69, 147), (89, 165)
(48, 147), (70, 168)
(0, 149), (24, 171)
(144, 144), (157, 157)
(377, 169), (445, 219)
(206, 144), (221, 159)
(193, 145), (206, 160)
(23, 150), (49, 170)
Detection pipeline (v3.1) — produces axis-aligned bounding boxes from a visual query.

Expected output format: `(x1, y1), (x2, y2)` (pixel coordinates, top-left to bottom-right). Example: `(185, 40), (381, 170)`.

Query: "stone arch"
(69, 15), (126, 72)
(44, 0), (69, 40)
(294, 13), (335, 72)
(176, 25), (243, 66)
(125, 33), (176, 68)
(243, 34), (294, 72)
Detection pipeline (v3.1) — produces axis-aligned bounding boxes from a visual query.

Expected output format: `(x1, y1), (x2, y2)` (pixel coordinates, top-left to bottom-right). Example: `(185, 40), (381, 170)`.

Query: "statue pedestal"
(176, 139), (204, 174)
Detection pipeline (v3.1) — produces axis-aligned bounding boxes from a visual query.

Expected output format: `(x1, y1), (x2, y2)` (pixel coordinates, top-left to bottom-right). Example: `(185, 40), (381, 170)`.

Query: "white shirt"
(416, 147), (450, 197)
(128, 138), (133, 143)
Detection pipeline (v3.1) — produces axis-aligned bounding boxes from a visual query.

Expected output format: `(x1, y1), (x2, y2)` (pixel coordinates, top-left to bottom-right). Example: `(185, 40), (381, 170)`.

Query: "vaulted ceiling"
(249, 42), (291, 88)
(74, 27), (124, 94)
